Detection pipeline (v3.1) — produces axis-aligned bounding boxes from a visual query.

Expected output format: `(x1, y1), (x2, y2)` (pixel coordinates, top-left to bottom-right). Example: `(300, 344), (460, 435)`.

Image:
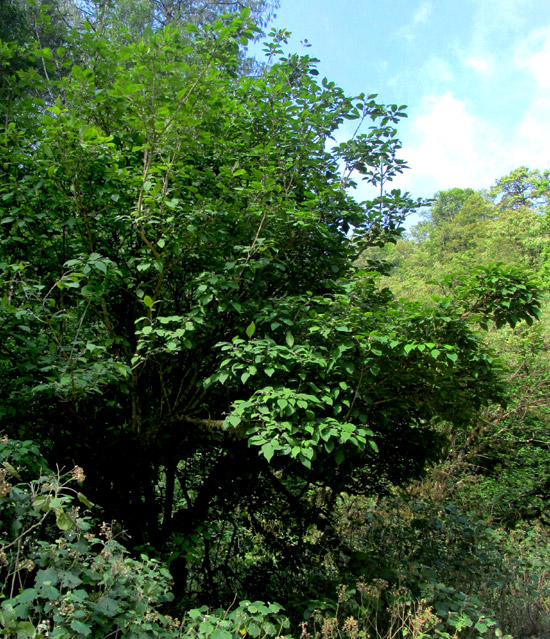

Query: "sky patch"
(249, 0), (550, 222)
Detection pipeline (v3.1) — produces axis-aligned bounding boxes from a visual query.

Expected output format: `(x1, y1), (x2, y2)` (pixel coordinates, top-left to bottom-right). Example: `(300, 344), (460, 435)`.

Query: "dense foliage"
(367, 168), (550, 527)
(1, 2), (548, 638)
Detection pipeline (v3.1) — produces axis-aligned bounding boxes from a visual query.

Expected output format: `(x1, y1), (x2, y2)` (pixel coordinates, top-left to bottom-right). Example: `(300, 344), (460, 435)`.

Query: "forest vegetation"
(0, 1), (549, 637)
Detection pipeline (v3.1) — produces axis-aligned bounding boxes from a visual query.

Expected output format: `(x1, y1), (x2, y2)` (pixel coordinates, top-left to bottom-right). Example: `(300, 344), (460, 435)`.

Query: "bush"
(0, 437), (291, 639)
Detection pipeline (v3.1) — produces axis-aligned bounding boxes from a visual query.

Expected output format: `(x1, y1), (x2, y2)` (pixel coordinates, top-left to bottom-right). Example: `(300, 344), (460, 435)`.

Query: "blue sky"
(250, 0), (550, 214)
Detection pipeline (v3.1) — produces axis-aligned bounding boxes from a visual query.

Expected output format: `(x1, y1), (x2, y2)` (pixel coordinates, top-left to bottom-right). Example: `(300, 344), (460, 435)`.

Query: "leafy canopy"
(0, 6), (542, 608)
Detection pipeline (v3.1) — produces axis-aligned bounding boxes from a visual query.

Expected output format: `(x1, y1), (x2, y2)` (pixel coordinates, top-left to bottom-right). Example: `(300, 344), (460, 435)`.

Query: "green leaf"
(143, 295), (154, 308)
(261, 442), (275, 462)
(3, 461), (21, 480)
(12, 621), (35, 638)
(13, 588), (37, 605)
(246, 321), (256, 338)
(285, 332), (295, 347)
(35, 568), (59, 589)
(55, 509), (75, 531)
(226, 415), (241, 428)
(32, 495), (51, 513)
(199, 621), (214, 634)
(71, 620), (92, 636)
(77, 492), (94, 508)
(96, 596), (119, 617)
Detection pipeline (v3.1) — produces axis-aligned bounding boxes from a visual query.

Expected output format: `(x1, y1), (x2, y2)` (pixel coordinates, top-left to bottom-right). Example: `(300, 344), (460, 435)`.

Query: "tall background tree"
(364, 167), (550, 529)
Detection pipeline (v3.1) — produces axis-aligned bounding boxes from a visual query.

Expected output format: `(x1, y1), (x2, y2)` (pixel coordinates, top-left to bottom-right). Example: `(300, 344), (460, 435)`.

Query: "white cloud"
(469, 0), (535, 45)
(462, 0), (535, 92)
(396, 1), (433, 43)
(383, 14), (550, 201)
(343, 3), (550, 211)
(398, 93), (491, 192)
(515, 26), (550, 89)
(463, 55), (494, 74)
(413, 1), (433, 25)
(516, 96), (550, 165)
(511, 26), (550, 168)
(382, 92), (522, 200)
(385, 87), (550, 202)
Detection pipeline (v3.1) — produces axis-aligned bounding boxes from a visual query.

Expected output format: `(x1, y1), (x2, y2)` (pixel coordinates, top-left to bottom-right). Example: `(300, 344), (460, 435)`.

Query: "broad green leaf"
(55, 509), (75, 531)
(261, 442), (275, 462)
(12, 621), (35, 638)
(32, 495), (51, 513)
(96, 596), (119, 617)
(226, 415), (241, 428)
(13, 588), (37, 605)
(199, 621), (214, 634)
(71, 620), (92, 636)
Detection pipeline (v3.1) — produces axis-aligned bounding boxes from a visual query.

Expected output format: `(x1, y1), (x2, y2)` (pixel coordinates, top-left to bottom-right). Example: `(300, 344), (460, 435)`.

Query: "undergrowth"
(1, 437), (548, 638)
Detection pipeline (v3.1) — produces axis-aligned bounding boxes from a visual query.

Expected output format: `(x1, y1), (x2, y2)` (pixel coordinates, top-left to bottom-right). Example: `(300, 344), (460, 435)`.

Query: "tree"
(74, 0), (279, 34)
(424, 187), (477, 227)
(374, 170), (550, 537)
(0, 0), (78, 127)
(0, 13), (541, 609)
(491, 166), (550, 212)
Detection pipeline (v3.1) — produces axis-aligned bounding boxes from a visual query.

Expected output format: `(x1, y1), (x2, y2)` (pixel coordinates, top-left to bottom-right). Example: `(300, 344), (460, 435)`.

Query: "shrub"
(0, 437), (291, 638)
